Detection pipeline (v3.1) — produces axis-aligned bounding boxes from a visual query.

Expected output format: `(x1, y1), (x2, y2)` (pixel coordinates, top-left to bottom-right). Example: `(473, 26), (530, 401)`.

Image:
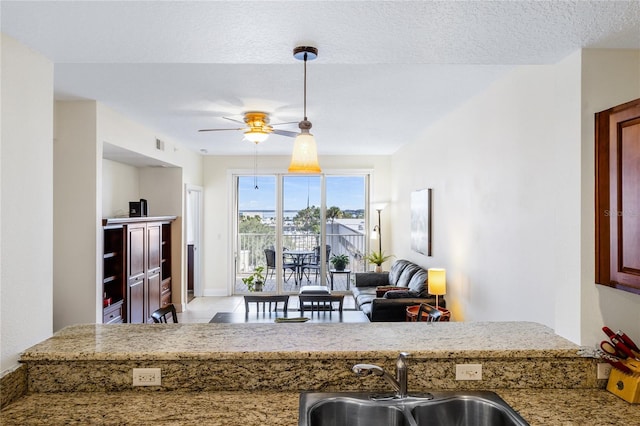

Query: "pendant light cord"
(303, 52), (308, 121)
(254, 144), (259, 190)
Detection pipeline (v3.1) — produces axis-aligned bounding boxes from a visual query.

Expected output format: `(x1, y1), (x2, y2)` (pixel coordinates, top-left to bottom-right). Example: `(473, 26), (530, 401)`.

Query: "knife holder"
(606, 358), (640, 403)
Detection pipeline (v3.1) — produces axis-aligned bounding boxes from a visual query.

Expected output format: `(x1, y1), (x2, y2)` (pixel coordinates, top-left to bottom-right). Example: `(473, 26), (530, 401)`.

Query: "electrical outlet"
(455, 364), (482, 380)
(132, 368), (161, 386)
(597, 363), (612, 380)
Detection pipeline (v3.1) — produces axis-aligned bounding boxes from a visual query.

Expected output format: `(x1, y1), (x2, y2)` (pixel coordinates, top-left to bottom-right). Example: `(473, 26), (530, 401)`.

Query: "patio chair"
(151, 304), (178, 323)
(301, 245), (331, 284)
(264, 248), (297, 283)
(244, 295), (290, 313)
(281, 250), (299, 283)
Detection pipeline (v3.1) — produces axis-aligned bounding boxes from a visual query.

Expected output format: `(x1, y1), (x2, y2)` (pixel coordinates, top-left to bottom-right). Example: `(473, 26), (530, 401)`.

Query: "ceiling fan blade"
(272, 129), (299, 138)
(271, 121), (299, 126)
(222, 116), (246, 125)
(198, 127), (245, 132)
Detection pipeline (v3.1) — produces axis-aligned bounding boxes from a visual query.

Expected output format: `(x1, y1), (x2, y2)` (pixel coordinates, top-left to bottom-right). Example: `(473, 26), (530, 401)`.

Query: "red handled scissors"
(600, 340), (628, 359)
(603, 327), (640, 360)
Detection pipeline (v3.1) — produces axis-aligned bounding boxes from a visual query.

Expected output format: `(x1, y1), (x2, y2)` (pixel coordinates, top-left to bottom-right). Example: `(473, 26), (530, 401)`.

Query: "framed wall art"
(410, 188), (432, 256)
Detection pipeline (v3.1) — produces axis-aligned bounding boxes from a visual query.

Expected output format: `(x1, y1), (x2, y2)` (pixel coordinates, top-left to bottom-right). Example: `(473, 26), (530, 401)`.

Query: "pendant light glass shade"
(288, 131), (321, 173)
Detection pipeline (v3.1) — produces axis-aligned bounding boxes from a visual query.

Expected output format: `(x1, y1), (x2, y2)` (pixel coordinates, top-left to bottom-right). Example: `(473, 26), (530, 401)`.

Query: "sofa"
(352, 259), (445, 321)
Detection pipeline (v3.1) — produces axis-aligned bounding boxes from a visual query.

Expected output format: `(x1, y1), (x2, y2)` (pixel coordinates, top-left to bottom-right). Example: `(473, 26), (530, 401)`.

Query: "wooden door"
(127, 224), (146, 323)
(595, 98), (640, 294)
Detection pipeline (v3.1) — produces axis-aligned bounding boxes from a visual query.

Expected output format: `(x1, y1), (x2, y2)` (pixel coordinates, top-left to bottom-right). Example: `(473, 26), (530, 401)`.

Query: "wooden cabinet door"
(147, 273), (161, 322)
(128, 225), (146, 281)
(146, 223), (162, 322)
(147, 223), (161, 272)
(127, 224), (147, 323)
(596, 98), (640, 294)
(128, 280), (145, 324)
(609, 103), (640, 288)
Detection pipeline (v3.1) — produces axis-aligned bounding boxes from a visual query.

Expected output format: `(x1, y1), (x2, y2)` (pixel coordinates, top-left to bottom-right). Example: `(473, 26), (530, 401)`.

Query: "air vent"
(155, 138), (165, 151)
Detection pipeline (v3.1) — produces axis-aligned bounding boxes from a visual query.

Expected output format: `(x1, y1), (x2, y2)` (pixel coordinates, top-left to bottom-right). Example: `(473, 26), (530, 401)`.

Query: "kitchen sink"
(299, 391), (530, 426)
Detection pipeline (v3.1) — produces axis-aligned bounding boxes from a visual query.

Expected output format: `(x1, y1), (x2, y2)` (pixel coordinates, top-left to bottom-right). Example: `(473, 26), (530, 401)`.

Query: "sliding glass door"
(281, 175), (322, 291)
(234, 173), (367, 294)
(235, 176), (276, 292)
(325, 175), (367, 287)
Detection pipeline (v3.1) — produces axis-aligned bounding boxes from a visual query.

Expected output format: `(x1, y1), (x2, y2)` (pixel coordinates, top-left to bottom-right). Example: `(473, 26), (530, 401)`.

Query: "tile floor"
(177, 294), (357, 323)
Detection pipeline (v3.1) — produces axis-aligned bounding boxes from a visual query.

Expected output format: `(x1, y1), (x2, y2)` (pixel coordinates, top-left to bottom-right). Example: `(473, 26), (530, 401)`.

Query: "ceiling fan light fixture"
(289, 45), (321, 174)
(244, 130), (269, 144)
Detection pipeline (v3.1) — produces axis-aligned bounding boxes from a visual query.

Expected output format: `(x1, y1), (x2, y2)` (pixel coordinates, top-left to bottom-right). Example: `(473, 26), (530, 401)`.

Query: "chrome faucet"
(352, 352), (410, 398)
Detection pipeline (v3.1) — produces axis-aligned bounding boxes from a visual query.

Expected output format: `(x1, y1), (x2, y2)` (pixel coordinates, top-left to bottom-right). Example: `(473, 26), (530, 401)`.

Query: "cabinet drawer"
(161, 278), (171, 294)
(161, 291), (172, 307)
(103, 300), (123, 324)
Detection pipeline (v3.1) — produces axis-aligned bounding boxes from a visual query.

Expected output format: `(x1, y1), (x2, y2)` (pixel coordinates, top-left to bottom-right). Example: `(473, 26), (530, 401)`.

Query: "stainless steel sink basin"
(299, 391), (530, 426)
(307, 396), (410, 426)
(410, 393), (529, 426)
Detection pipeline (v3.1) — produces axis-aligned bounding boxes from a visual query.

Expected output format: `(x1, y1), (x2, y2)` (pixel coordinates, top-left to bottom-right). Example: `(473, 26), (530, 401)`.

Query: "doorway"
(185, 184), (203, 301)
(233, 173), (368, 295)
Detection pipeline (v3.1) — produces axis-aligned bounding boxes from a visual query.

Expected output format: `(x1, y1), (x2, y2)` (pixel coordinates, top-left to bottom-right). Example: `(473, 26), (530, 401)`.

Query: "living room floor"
(177, 295), (358, 323)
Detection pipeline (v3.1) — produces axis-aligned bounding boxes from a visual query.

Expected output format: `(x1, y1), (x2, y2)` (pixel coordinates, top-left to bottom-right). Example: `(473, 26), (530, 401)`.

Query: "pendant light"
(289, 46), (321, 173)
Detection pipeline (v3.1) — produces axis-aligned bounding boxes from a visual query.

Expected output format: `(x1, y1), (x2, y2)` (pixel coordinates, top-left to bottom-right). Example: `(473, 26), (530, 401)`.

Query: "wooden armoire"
(102, 216), (176, 323)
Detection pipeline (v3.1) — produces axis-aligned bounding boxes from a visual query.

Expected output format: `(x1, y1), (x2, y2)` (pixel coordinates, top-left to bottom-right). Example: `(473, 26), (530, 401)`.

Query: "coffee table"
(210, 311), (370, 323)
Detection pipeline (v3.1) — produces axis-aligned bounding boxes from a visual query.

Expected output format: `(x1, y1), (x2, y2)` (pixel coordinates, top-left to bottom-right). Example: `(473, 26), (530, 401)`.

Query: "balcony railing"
(236, 229), (368, 293)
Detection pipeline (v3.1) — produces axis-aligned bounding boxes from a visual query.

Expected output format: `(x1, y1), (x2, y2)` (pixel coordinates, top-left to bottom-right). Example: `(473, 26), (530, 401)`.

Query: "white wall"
(102, 159), (140, 217)
(391, 65), (560, 327)
(390, 49), (640, 346)
(97, 104), (202, 176)
(550, 50), (583, 343)
(53, 101), (101, 328)
(579, 49), (640, 347)
(201, 155), (391, 296)
(1, 34), (53, 372)
(139, 168), (183, 217)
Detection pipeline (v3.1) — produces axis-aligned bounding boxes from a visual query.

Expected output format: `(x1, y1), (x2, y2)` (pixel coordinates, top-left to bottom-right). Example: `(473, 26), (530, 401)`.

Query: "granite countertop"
(8, 321), (636, 425)
(21, 321), (580, 361)
(2, 389), (638, 425)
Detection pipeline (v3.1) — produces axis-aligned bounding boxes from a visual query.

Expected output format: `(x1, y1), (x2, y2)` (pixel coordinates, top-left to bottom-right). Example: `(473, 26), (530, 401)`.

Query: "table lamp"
(427, 268), (446, 310)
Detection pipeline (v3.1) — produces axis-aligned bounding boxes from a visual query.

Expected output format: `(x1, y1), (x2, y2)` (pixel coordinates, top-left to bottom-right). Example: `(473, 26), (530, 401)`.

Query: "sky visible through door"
(239, 176), (365, 213)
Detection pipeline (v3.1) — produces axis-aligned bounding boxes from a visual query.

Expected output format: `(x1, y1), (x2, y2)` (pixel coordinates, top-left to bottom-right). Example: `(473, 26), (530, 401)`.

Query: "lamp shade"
(372, 202), (388, 211)
(428, 268), (446, 296)
(288, 132), (321, 173)
(244, 130), (269, 144)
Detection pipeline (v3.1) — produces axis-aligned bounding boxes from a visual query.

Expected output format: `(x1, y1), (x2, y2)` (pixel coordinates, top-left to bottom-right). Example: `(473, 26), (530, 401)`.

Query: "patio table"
(284, 250), (315, 285)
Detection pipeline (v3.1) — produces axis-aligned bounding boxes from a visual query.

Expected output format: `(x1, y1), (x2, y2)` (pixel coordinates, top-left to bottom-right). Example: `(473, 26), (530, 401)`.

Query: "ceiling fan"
(198, 111), (298, 144)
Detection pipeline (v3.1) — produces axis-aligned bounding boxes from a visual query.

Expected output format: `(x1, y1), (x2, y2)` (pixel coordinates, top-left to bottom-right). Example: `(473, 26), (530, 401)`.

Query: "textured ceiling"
(2, 1), (639, 157)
